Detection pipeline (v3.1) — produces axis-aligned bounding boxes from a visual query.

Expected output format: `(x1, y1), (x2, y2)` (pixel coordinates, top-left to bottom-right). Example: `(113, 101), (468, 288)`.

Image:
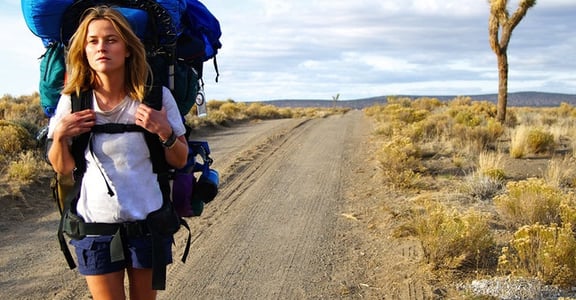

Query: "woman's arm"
(159, 133), (188, 169)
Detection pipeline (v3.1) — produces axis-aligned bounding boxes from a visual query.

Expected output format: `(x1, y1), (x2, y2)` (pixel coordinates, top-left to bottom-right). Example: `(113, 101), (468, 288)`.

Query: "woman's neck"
(93, 73), (126, 108)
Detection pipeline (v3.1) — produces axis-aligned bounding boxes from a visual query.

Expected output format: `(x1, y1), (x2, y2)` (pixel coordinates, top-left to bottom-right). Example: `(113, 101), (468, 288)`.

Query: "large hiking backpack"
(21, 0), (222, 118)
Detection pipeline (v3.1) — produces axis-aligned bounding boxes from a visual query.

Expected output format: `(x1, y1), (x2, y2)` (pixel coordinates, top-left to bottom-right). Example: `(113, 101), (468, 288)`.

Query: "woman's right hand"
(48, 109), (95, 174)
(53, 109), (96, 142)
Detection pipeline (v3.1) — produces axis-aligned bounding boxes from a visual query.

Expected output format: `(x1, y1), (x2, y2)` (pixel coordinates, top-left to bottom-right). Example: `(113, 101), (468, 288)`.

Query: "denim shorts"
(70, 234), (173, 275)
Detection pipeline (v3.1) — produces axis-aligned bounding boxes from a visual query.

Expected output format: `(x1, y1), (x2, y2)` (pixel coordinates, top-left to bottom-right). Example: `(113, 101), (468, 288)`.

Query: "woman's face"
(85, 19), (130, 76)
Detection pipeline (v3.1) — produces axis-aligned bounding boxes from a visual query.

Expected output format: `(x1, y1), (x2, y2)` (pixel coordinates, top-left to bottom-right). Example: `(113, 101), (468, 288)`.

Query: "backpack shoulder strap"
(141, 85), (193, 286)
(71, 90), (91, 112)
(70, 90), (92, 176)
(57, 90), (92, 271)
(142, 85), (170, 174)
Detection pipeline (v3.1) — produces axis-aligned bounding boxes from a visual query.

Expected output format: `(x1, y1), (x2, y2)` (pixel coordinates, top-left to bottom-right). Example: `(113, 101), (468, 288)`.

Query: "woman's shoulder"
(161, 86), (177, 104)
(56, 93), (73, 112)
(161, 86), (173, 97)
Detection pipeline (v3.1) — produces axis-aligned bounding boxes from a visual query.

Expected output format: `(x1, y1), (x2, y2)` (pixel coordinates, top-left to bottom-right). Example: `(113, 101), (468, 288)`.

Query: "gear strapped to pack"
(57, 87), (191, 290)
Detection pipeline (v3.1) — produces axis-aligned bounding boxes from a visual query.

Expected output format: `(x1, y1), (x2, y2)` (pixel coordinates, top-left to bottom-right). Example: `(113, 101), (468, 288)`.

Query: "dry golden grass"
(459, 152), (506, 200)
(510, 125), (530, 158)
(185, 99), (349, 129)
(367, 98), (576, 293)
(544, 156), (576, 189)
(478, 151), (506, 180)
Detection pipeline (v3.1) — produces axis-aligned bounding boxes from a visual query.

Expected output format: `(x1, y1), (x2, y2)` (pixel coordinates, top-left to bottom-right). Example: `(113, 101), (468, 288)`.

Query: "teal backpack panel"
(39, 43), (66, 117)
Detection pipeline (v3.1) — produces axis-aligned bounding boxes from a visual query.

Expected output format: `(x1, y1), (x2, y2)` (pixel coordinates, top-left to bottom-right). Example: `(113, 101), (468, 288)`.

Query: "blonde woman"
(48, 6), (187, 299)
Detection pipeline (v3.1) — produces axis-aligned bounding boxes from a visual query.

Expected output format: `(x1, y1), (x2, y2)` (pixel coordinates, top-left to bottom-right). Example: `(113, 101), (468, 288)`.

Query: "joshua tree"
(488, 0), (536, 123)
(332, 93), (340, 107)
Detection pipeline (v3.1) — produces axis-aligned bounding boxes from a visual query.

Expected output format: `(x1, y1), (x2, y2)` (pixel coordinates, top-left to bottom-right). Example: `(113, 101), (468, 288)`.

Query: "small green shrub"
(253, 104), (284, 119)
(408, 200), (495, 270)
(557, 102), (576, 118)
(453, 110), (483, 127)
(363, 104), (387, 118)
(6, 151), (43, 183)
(413, 113), (451, 142)
(485, 119), (505, 143)
(526, 128), (555, 155)
(206, 99), (231, 111)
(494, 178), (564, 228)
(498, 223), (576, 287)
(206, 110), (229, 125)
(377, 135), (425, 188)
(219, 102), (245, 119)
(0, 120), (34, 155)
(411, 97), (443, 112)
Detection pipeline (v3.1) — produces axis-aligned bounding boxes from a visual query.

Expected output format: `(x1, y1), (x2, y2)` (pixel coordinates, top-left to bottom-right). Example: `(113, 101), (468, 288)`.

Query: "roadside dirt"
(1, 110), (432, 299)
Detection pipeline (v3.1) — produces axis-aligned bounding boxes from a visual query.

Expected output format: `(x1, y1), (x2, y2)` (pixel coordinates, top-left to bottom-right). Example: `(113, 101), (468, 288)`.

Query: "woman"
(48, 6), (188, 299)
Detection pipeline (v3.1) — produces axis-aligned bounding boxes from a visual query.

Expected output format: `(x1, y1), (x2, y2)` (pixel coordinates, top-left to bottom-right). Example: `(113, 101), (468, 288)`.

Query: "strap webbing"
(92, 123), (145, 134)
(213, 55), (220, 83)
(58, 216), (77, 269)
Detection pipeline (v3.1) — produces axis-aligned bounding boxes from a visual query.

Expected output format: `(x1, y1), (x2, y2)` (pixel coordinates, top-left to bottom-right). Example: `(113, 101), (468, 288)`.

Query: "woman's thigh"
(127, 267), (157, 300)
(85, 270), (126, 300)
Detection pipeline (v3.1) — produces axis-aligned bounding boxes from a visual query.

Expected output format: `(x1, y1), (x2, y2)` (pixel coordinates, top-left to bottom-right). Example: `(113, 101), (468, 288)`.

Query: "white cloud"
(410, 0), (486, 16)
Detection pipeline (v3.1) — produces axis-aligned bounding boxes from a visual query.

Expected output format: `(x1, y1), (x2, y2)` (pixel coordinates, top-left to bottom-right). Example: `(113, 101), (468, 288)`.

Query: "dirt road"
(1, 110), (394, 299)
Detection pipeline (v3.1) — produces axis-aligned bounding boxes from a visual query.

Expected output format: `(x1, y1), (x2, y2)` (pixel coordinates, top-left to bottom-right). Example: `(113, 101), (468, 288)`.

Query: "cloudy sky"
(1, 0), (575, 102)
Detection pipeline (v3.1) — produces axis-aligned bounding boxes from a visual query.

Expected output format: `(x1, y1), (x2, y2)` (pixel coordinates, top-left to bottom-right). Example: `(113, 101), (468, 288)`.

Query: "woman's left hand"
(135, 103), (188, 168)
(135, 103), (172, 141)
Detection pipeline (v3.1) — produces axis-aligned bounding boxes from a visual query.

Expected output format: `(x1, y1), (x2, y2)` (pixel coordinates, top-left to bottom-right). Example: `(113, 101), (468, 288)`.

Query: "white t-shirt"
(47, 87), (186, 223)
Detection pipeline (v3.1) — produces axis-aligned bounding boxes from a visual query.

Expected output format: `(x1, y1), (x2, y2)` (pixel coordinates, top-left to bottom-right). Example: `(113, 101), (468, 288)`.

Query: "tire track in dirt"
(162, 111), (367, 299)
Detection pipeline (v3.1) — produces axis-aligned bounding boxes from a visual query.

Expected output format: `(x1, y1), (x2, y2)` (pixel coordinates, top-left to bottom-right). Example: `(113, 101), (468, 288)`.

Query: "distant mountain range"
(255, 92), (576, 109)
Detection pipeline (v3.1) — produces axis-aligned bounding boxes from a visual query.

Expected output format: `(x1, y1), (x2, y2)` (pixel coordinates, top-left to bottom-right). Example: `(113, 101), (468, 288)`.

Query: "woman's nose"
(96, 41), (106, 52)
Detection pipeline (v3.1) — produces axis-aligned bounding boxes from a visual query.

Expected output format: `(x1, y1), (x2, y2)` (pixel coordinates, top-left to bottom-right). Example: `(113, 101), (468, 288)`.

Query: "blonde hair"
(62, 5), (149, 101)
